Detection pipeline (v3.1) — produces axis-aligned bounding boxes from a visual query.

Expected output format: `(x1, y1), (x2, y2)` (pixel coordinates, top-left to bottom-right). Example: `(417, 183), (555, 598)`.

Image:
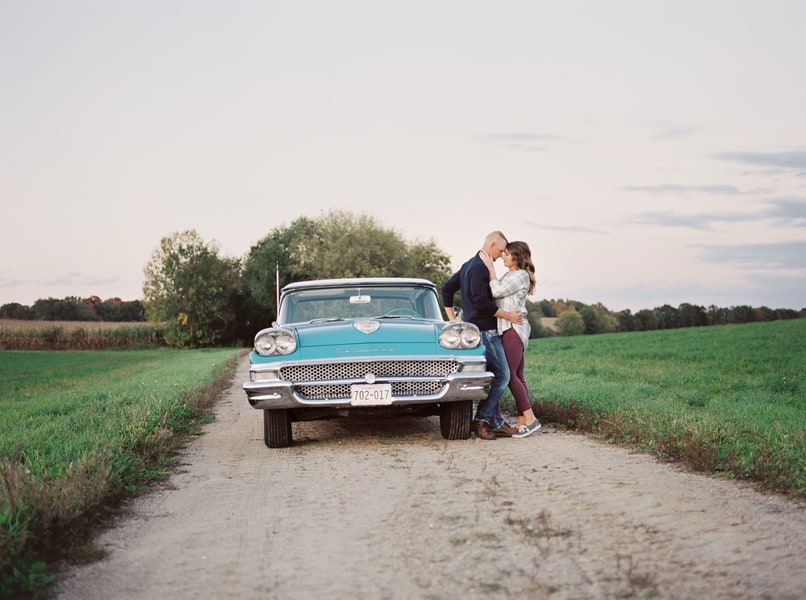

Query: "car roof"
(281, 277), (437, 292)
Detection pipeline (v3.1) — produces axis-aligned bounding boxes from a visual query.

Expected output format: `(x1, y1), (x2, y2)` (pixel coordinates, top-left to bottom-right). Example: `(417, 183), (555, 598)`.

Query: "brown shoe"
(472, 420), (496, 440)
(493, 422), (518, 437)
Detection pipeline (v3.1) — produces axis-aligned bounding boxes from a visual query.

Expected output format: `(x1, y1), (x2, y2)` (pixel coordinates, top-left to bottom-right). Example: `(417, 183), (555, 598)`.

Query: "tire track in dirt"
(56, 357), (806, 599)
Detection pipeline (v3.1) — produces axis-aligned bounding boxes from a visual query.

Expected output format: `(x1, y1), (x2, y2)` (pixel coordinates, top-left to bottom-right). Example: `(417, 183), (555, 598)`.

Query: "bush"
(556, 309), (584, 336)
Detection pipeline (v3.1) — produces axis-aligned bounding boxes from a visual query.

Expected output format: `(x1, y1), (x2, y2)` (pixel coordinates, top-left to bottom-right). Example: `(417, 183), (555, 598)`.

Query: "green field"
(518, 319), (805, 497)
(0, 348), (244, 597)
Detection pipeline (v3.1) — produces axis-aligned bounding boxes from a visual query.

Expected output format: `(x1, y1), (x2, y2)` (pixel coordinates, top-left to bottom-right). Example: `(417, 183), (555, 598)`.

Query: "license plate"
(350, 383), (393, 406)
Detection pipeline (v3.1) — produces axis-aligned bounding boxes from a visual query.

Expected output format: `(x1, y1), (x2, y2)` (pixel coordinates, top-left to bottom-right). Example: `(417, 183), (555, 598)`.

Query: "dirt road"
(56, 358), (805, 599)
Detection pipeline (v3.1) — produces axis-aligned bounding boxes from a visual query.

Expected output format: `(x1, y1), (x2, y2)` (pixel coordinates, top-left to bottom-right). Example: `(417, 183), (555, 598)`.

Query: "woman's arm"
(478, 250), (497, 281)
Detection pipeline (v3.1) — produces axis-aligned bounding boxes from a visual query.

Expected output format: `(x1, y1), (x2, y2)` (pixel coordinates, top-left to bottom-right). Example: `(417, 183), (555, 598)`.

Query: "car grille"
(281, 360), (459, 401)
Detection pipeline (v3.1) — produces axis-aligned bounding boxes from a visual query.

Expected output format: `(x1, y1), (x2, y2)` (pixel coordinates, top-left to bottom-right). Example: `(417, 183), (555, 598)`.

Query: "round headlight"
(440, 322), (481, 350)
(254, 329), (297, 356)
(274, 332), (297, 354)
(439, 326), (461, 349)
(254, 332), (276, 355)
(460, 326), (481, 348)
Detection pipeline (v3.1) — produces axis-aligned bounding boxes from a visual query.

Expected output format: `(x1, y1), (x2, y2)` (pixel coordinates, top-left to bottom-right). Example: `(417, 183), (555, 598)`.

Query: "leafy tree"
(95, 298), (147, 322)
(592, 303), (618, 334)
(556, 308), (584, 336)
(755, 306), (776, 322)
(617, 309), (638, 332)
(636, 309), (659, 331)
(729, 305), (757, 324)
(578, 305), (596, 334)
(143, 230), (241, 347)
(522, 301), (545, 338)
(31, 297), (99, 321)
(0, 302), (33, 319)
(655, 304), (680, 329)
(538, 299), (556, 317)
(707, 304), (730, 325)
(401, 238), (453, 286)
(678, 303), (707, 327)
(242, 210), (452, 332)
(315, 210), (408, 277)
(526, 310), (545, 338)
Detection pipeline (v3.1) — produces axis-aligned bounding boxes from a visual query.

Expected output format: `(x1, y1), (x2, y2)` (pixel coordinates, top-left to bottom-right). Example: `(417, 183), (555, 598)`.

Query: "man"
(442, 231), (522, 440)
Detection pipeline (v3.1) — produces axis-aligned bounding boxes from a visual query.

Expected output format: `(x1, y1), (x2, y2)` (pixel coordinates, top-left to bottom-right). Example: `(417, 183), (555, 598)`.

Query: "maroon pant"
(502, 327), (531, 415)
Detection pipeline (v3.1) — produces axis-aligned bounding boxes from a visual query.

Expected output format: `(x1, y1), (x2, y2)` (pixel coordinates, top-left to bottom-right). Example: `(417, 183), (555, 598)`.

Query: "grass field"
(515, 318), (805, 498)
(0, 348), (244, 596)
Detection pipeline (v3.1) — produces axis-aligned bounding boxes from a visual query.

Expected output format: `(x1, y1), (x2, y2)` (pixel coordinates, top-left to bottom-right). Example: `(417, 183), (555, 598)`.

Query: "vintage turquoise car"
(243, 277), (492, 447)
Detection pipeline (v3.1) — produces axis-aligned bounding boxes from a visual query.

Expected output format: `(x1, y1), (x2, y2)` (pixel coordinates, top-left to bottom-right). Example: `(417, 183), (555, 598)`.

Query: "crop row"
(0, 321), (164, 350)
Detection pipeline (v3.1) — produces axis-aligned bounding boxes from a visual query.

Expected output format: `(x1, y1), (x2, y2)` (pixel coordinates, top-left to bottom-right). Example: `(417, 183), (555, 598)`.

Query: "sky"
(2, 1), (805, 313)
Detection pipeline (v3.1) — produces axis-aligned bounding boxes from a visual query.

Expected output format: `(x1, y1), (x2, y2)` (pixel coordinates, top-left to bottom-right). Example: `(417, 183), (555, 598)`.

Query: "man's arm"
(441, 271), (461, 320)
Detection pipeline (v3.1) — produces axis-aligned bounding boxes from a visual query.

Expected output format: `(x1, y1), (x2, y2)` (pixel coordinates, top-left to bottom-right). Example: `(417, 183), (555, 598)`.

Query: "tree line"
(530, 298), (803, 338)
(2, 210), (802, 347)
(0, 296), (145, 322)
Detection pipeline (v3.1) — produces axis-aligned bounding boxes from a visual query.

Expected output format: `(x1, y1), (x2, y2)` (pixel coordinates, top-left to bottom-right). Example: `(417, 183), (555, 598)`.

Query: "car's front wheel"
(263, 409), (292, 448)
(439, 400), (472, 440)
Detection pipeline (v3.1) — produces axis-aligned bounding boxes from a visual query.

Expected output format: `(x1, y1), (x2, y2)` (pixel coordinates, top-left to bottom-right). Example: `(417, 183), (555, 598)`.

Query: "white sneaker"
(513, 419), (541, 439)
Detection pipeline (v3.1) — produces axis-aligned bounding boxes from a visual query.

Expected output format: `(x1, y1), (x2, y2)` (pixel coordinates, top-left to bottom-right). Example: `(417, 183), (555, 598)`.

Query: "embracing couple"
(442, 231), (542, 440)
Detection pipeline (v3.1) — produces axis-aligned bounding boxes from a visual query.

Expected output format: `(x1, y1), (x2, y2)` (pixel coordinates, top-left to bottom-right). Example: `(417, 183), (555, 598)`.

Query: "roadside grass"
(512, 319), (805, 498)
(0, 348), (244, 598)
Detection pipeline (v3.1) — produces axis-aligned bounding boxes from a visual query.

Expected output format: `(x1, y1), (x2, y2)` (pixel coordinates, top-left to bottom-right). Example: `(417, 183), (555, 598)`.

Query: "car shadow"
(289, 414), (444, 447)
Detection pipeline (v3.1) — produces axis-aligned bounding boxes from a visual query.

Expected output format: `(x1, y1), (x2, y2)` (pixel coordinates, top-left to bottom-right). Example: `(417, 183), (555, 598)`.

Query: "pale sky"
(2, 1), (805, 312)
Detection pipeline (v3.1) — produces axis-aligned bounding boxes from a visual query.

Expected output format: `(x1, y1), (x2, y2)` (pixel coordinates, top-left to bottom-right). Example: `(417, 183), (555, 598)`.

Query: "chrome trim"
(244, 371), (491, 410)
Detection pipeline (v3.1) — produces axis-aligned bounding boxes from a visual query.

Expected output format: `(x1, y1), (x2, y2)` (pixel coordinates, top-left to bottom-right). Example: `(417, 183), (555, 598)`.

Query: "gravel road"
(56, 357), (806, 599)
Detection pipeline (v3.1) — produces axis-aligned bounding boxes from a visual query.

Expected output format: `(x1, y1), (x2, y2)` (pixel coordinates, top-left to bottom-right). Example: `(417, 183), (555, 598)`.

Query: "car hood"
(249, 318), (486, 363)
(292, 318), (439, 350)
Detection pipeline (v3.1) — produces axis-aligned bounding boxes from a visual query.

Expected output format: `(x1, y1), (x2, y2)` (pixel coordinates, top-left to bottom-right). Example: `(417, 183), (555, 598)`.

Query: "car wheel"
(263, 409), (292, 448)
(439, 400), (472, 440)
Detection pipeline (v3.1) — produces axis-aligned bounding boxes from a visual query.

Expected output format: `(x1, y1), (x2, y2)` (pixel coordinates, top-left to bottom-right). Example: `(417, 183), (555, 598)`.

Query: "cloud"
(630, 210), (751, 230)
(523, 220), (607, 234)
(716, 150), (806, 177)
(631, 212), (715, 230)
(623, 184), (744, 195)
(642, 121), (700, 141)
(698, 240), (806, 270)
(474, 132), (564, 152)
(630, 198), (806, 230)
(42, 273), (120, 288)
(0, 275), (25, 289)
(763, 198), (806, 226)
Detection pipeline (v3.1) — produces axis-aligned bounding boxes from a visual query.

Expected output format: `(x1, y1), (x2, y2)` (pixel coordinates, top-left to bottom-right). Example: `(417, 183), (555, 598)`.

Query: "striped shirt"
(489, 269), (531, 350)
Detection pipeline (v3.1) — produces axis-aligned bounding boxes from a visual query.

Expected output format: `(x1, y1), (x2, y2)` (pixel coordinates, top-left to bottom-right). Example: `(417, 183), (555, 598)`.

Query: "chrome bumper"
(243, 371), (492, 410)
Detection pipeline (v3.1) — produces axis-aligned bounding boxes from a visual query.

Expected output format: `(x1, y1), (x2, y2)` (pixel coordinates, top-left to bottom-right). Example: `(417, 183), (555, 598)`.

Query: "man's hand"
(494, 309), (523, 324)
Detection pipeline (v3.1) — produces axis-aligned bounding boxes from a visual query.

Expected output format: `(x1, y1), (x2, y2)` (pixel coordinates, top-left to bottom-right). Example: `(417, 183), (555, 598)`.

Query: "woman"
(479, 241), (542, 438)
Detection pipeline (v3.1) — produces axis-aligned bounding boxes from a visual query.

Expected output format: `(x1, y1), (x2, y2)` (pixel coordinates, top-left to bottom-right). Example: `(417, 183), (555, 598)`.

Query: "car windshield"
(278, 284), (443, 324)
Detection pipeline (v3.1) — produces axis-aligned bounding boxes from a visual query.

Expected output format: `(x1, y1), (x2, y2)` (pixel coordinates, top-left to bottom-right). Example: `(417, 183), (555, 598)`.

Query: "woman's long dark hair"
(507, 241), (536, 294)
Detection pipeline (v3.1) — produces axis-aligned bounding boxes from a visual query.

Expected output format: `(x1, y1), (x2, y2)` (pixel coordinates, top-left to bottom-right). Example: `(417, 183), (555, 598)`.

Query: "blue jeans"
(474, 330), (510, 429)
